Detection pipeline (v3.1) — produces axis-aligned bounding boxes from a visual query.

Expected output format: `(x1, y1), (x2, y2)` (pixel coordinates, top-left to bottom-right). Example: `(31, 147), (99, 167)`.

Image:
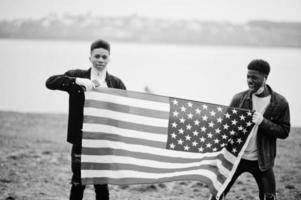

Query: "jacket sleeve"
(229, 93), (241, 108)
(118, 79), (126, 90)
(260, 100), (290, 139)
(45, 70), (79, 93)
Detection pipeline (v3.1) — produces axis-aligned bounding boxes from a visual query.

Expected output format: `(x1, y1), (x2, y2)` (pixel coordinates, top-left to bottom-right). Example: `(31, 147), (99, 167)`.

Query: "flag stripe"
(93, 88), (170, 103)
(82, 132), (166, 149)
(82, 140), (237, 169)
(81, 176), (213, 185)
(84, 116), (167, 135)
(81, 169), (221, 189)
(82, 163), (217, 175)
(85, 100), (169, 119)
(82, 124), (167, 142)
(82, 139), (234, 160)
(81, 163), (226, 182)
(81, 155), (230, 177)
(82, 148), (233, 170)
(84, 107), (169, 127)
(85, 91), (170, 112)
(82, 175), (217, 192)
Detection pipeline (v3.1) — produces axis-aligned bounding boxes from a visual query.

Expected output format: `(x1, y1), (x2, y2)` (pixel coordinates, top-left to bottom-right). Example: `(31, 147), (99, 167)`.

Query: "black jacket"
(46, 68), (126, 145)
(230, 85), (290, 171)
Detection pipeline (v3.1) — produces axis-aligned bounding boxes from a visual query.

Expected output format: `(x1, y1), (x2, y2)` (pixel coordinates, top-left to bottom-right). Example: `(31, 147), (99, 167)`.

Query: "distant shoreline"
(1, 15), (301, 48)
(1, 37), (301, 49)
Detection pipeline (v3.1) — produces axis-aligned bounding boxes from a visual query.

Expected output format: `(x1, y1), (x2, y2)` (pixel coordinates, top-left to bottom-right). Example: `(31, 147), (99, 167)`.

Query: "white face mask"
(255, 86), (265, 95)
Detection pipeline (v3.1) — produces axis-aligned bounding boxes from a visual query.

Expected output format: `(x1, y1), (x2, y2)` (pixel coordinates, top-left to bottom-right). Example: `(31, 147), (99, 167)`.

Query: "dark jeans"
(212, 159), (276, 200)
(70, 145), (109, 200)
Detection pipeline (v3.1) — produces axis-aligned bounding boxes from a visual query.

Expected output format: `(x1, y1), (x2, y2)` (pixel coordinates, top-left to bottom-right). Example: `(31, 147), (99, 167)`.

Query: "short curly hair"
(90, 39), (110, 53)
(247, 59), (270, 75)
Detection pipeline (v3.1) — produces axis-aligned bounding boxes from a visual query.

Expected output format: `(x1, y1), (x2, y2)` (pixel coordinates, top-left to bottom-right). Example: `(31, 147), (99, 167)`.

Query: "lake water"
(0, 39), (300, 126)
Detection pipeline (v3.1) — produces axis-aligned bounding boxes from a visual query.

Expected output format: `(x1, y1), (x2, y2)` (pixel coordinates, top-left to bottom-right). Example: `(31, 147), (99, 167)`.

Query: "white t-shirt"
(242, 94), (271, 160)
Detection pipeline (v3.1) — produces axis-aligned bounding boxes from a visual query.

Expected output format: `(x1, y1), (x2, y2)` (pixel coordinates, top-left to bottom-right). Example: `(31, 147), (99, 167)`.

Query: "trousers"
(212, 159), (276, 200)
(70, 144), (109, 200)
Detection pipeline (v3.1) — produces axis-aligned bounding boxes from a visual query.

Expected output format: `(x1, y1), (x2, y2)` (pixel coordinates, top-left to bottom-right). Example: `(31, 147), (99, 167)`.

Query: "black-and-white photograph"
(0, 0), (300, 199)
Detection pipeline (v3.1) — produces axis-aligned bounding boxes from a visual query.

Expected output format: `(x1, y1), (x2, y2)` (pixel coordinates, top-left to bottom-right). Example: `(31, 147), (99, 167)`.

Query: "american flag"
(81, 88), (254, 199)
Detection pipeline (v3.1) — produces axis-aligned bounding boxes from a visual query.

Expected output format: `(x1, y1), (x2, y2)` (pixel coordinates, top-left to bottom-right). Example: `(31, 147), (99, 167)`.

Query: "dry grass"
(0, 111), (300, 200)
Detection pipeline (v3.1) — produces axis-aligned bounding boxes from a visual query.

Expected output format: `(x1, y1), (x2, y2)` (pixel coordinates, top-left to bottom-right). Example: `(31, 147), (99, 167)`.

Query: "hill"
(0, 14), (301, 47)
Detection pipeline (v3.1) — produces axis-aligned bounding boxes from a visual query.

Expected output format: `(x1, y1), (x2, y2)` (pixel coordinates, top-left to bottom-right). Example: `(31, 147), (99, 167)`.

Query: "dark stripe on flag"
(84, 116), (168, 135)
(94, 88), (169, 103)
(81, 147), (233, 170)
(82, 132), (166, 148)
(82, 175), (217, 195)
(85, 99), (169, 119)
(81, 163), (226, 183)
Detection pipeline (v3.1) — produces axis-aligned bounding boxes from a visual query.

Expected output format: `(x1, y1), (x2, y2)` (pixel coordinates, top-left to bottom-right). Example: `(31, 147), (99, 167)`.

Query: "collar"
(91, 67), (107, 83)
(244, 84), (278, 108)
(245, 84), (273, 100)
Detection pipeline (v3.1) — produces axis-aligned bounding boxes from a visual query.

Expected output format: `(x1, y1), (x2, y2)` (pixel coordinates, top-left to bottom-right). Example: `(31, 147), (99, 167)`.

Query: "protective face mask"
(255, 86), (265, 95)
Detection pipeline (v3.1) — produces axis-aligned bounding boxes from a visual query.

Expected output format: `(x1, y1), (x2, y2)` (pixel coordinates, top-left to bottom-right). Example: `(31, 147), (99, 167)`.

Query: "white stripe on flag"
(84, 107), (169, 128)
(81, 155), (230, 176)
(82, 124), (167, 142)
(81, 169), (222, 189)
(82, 139), (234, 161)
(85, 92), (170, 112)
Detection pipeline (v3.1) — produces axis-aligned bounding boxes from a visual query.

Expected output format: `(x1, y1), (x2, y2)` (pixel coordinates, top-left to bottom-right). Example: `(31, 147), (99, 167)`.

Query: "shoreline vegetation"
(0, 14), (301, 48)
(0, 110), (300, 199)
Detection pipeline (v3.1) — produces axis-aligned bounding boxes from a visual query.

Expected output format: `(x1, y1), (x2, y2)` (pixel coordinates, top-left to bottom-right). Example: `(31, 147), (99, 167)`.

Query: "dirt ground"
(1, 111), (301, 200)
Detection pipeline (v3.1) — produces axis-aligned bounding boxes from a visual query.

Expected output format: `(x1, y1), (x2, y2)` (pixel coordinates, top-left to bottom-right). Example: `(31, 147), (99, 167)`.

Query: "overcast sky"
(0, 0), (301, 22)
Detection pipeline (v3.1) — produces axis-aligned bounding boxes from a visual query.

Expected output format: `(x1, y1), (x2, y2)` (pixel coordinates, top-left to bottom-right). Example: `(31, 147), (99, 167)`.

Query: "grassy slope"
(0, 111), (300, 200)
